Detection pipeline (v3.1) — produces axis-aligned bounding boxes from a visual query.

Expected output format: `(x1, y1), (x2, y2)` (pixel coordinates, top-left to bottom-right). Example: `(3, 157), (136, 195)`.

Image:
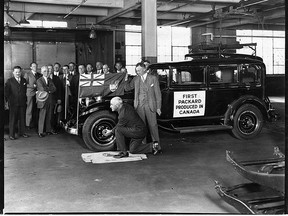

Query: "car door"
(159, 64), (208, 120)
(205, 64), (240, 117)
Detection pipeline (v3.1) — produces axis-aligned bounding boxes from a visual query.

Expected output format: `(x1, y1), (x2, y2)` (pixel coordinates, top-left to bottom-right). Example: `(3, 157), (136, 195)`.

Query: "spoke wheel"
(232, 104), (263, 140)
(82, 111), (117, 151)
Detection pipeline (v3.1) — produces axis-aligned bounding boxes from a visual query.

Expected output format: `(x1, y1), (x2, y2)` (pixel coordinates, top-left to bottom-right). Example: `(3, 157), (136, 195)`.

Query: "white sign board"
(173, 91), (206, 118)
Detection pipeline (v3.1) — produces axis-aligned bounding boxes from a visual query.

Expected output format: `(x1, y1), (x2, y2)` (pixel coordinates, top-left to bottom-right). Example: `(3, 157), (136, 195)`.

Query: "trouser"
(115, 126), (152, 154)
(136, 104), (160, 143)
(9, 106), (26, 137)
(51, 103), (62, 132)
(38, 103), (52, 134)
(26, 95), (38, 128)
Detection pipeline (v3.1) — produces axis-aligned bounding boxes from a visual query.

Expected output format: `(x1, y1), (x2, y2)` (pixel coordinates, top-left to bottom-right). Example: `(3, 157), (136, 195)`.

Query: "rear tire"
(82, 111), (117, 151)
(232, 104), (263, 140)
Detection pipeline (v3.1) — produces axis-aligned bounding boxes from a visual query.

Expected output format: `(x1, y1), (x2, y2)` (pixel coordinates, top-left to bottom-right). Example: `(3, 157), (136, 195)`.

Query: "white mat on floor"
(81, 151), (147, 164)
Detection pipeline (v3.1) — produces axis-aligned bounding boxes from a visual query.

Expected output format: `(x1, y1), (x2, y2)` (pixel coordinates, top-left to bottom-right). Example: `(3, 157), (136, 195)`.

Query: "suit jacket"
(24, 71), (42, 97)
(5, 76), (27, 107)
(36, 76), (56, 109)
(125, 74), (161, 112)
(51, 74), (63, 103)
(70, 73), (79, 98)
(112, 103), (146, 133)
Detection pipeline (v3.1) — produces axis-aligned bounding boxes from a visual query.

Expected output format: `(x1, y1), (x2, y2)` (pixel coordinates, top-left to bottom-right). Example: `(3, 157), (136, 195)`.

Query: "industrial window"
(125, 25), (191, 75)
(236, 30), (284, 75)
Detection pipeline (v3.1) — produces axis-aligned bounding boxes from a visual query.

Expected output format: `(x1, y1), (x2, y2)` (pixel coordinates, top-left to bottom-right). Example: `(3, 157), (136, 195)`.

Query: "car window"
(209, 65), (238, 84)
(239, 64), (261, 84)
(172, 66), (205, 85)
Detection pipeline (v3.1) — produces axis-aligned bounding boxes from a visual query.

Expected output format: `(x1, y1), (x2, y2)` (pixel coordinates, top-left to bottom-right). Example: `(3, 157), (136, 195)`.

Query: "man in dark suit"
(53, 62), (62, 77)
(69, 65), (80, 112)
(68, 62), (76, 77)
(103, 97), (161, 158)
(5, 66), (29, 140)
(95, 61), (104, 74)
(114, 62), (123, 73)
(24, 62), (42, 129)
(36, 65), (56, 137)
(59, 65), (71, 119)
(125, 62), (162, 150)
(86, 63), (94, 74)
(48, 64), (62, 133)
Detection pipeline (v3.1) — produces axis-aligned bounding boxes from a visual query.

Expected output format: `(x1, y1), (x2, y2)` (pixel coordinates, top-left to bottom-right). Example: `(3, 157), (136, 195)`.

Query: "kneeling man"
(103, 97), (161, 158)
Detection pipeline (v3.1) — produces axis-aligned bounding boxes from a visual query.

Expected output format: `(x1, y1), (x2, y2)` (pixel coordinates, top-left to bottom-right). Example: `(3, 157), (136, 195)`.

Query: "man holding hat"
(36, 65), (56, 137)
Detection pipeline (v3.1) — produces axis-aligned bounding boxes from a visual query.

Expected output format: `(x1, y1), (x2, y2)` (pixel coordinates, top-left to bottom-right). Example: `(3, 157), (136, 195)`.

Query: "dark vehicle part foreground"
(215, 148), (285, 214)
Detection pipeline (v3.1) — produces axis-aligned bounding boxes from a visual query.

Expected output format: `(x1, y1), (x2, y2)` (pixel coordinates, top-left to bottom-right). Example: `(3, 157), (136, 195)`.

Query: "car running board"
(171, 124), (232, 133)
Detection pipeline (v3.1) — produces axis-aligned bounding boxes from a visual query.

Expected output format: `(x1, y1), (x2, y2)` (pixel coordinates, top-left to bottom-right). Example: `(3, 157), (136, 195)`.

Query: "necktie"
(17, 78), (20, 83)
(141, 76), (145, 82)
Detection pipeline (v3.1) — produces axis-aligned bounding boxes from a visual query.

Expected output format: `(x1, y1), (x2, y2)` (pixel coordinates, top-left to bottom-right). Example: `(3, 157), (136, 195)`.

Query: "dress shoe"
(113, 151), (129, 159)
(46, 132), (52, 135)
(38, 133), (45, 138)
(152, 142), (163, 155)
(51, 130), (58, 135)
(21, 134), (29, 138)
(9, 136), (16, 140)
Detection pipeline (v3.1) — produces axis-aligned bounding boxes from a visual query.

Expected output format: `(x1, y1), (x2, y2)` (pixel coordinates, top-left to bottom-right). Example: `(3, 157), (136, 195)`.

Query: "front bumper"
(60, 121), (78, 135)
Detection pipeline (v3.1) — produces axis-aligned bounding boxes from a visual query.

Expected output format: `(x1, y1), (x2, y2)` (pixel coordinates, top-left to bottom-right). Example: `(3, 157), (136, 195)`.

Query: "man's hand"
(34, 84), (37, 88)
(66, 80), (70, 86)
(124, 73), (129, 81)
(157, 109), (161, 116)
(102, 129), (112, 137)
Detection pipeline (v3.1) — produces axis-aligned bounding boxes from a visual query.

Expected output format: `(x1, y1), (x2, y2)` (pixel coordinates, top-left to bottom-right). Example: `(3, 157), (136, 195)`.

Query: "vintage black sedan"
(62, 52), (279, 151)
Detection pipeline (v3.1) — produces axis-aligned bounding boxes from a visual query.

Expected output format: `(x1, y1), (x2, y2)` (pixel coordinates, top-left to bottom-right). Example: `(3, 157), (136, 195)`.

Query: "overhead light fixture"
(89, 24), (96, 39)
(4, 22), (11, 37)
(19, 3), (30, 25)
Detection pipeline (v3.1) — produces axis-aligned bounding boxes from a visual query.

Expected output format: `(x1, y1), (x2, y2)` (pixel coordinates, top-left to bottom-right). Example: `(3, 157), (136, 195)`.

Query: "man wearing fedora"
(36, 65), (56, 138)
(5, 66), (29, 140)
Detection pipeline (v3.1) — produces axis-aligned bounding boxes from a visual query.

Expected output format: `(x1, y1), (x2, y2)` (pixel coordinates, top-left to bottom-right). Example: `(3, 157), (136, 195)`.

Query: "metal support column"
(141, 0), (157, 63)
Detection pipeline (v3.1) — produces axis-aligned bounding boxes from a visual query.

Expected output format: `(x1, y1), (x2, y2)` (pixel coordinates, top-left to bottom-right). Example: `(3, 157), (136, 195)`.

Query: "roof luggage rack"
(185, 43), (261, 61)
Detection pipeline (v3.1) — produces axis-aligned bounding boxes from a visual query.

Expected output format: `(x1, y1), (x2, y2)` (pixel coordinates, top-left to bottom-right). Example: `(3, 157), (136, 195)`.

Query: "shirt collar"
(142, 73), (148, 80)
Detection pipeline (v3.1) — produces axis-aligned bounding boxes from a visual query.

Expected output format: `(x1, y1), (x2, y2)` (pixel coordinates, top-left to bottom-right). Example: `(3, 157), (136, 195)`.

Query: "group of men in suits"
(5, 61), (78, 139)
(5, 60), (131, 140)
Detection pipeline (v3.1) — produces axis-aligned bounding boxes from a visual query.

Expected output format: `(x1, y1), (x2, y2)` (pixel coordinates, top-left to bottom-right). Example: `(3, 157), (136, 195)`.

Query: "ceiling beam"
(157, 3), (221, 13)
(96, 0), (141, 24)
(8, 2), (108, 16)
(10, 0), (124, 8)
(157, 0), (239, 5)
(218, 7), (285, 29)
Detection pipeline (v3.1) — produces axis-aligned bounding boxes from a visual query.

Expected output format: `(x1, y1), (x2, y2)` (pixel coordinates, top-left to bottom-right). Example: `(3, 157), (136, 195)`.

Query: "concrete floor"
(4, 97), (285, 213)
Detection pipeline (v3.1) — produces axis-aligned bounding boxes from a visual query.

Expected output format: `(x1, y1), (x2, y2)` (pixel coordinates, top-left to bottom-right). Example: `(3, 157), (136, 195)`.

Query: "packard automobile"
(61, 44), (279, 152)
